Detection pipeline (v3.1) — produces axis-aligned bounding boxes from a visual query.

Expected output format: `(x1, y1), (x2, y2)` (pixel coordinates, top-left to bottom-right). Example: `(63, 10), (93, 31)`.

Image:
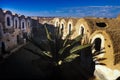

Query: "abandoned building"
(0, 8), (120, 79)
(51, 17), (120, 79)
(0, 8), (32, 54)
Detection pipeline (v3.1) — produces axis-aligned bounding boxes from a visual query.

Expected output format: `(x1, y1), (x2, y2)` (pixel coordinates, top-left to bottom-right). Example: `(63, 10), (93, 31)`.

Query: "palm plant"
(24, 24), (106, 80)
(26, 24), (90, 65)
(91, 43), (107, 66)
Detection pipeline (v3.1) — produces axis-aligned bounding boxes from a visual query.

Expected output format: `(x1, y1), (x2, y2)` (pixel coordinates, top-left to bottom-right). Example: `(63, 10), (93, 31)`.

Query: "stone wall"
(0, 8), (32, 52)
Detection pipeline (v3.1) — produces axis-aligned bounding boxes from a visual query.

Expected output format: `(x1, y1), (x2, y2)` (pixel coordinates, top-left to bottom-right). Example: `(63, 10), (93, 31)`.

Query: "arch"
(27, 20), (30, 27)
(60, 19), (67, 39)
(79, 24), (86, 35)
(68, 24), (72, 35)
(90, 31), (120, 80)
(55, 22), (59, 27)
(75, 18), (92, 39)
(60, 21), (64, 32)
(53, 18), (59, 27)
(7, 17), (10, 26)
(21, 19), (26, 30)
(27, 17), (31, 28)
(94, 38), (101, 52)
(60, 19), (66, 31)
(89, 30), (115, 69)
(22, 22), (24, 28)
(61, 24), (64, 31)
(81, 27), (84, 35)
(67, 21), (73, 35)
(14, 17), (19, 28)
(5, 14), (13, 28)
(91, 33), (105, 57)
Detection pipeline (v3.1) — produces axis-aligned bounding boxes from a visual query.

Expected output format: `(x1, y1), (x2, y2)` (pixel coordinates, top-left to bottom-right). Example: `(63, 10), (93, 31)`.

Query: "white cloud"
(55, 6), (120, 18)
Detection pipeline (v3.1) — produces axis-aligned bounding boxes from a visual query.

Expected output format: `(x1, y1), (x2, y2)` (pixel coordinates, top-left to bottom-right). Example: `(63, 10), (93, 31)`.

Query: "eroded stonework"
(0, 8), (120, 79)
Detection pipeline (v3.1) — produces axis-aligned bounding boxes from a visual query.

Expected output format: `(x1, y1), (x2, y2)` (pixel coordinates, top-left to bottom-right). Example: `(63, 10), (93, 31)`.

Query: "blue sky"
(0, 0), (120, 17)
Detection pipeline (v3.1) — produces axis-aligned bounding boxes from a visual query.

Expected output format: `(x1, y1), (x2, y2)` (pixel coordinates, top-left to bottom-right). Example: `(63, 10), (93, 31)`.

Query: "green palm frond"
(42, 51), (53, 58)
(27, 24), (107, 68)
(70, 35), (82, 46)
(70, 44), (91, 54)
(44, 25), (52, 41)
(63, 30), (75, 47)
(63, 54), (80, 63)
(58, 44), (70, 55)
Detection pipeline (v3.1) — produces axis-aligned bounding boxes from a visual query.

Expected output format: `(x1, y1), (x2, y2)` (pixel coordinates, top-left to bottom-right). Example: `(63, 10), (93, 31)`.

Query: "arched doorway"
(15, 20), (17, 28)
(21, 19), (26, 30)
(22, 22), (25, 29)
(7, 17), (11, 26)
(68, 24), (71, 35)
(14, 17), (19, 29)
(56, 22), (58, 27)
(91, 33), (105, 57)
(60, 24), (64, 35)
(80, 26), (84, 35)
(94, 38), (101, 52)
(61, 24), (64, 31)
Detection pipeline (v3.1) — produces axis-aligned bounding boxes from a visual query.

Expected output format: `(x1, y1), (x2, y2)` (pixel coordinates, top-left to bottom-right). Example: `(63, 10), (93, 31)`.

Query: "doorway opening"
(94, 38), (101, 52)
(80, 26), (84, 35)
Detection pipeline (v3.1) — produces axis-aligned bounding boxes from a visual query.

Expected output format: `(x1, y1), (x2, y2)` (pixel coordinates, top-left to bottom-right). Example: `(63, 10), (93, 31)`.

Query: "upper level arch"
(89, 30), (116, 69)
(20, 15), (26, 31)
(60, 19), (66, 31)
(75, 18), (92, 38)
(13, 14), (19, 29)
(26, 17), (31, 28)
(79, 24), (86, 36)
(53, 18), (60, 27)
(21, 19), (26, 30)
(4, 10), (13, 28)
(67, 19), (73, 35)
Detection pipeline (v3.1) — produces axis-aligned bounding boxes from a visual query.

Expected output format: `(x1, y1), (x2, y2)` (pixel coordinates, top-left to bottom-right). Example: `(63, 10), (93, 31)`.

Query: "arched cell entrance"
(68, 24), (72, 35)
(21, 19), (26, 31)
(54, 18), (59, 27)
(5, 14), (13, 28)
(60, 23), (64, 35)
(79, 24), (86, 36)
(14, 17), (19, 29)
(61, 24), (64, 31)
(94, 38), (101, 52)
(89, 31), (118, 79)
(91, 33), (105, 57)
(80, 26), (84, 36)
